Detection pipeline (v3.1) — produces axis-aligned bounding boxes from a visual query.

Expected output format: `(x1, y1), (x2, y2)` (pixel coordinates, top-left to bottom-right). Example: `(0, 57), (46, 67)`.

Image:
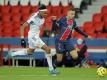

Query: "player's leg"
(4, 47), (35, 61)
(54, 39), (65, 67)
(8, 37), (36, 57)
(65, 39), (78, 59)
(68, 49), (79, 67)
(4, 36), (37, 61)
(77, 51), (89, 68)
(41, 44), (54, 70)
(64, 39), (78, 66)
(56, 53), (64, 67)
(10, 48), (35, 57)
(34, 37), (59, 74)
(69, 50), (78, 59)
(41, 44), (59, 74)
(68, 44), (88, 67)
(69, 48), (89, 67)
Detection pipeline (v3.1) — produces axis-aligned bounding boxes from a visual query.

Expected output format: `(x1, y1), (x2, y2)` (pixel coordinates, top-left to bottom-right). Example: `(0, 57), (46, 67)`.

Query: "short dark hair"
(38, 4), (47, 10)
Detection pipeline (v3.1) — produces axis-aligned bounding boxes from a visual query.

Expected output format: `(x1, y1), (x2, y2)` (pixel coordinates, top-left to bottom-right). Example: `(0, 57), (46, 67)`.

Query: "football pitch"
(0, 67), (107, 80)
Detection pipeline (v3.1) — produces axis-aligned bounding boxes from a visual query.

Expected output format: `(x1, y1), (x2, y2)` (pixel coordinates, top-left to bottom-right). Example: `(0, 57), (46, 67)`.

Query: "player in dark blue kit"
(52, 8), (90, 67)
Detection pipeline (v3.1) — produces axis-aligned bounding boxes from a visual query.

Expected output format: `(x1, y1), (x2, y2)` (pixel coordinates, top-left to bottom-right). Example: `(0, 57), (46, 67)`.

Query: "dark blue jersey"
(57, 17), (77, 40)
(53, 16), (88, 41)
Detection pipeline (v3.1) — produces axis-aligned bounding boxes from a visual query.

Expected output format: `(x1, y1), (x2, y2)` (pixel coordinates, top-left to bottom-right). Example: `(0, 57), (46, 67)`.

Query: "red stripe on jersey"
(60, 19), (73, 41)
(60, 28), (71, 41)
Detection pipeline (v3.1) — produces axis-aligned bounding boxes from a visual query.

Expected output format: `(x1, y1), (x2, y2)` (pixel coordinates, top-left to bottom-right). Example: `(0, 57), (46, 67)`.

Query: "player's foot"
(49, 69), (60, 74)
(4, 50), (12, 61)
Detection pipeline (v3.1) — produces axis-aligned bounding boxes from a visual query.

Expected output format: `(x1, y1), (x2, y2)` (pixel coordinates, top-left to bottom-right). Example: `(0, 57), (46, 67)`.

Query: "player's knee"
(70, 50), (78, 59)
(44, 47), (51, 54)
(42, 45), (51, 54)
(57, 58), (62, 62)
(57, 54), (63, 62)
(72, 54), (78, 60)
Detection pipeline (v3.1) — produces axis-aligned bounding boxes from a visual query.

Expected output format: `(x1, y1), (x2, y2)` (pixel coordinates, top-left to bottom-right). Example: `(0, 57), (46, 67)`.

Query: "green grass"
(0, 67), (107, 80)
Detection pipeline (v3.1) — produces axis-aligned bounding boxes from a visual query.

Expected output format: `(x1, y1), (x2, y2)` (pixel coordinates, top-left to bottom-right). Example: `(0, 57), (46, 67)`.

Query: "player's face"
(40, 11), (48, 18)
(67, 10), (75, 19)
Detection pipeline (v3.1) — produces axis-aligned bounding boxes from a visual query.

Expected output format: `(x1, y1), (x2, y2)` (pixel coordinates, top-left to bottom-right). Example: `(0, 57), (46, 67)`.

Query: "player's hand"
(88, 35), (92, 39)
(21, 38), (26, 48)
(87, 35), (93, 40)
(88, 36), (91, 38)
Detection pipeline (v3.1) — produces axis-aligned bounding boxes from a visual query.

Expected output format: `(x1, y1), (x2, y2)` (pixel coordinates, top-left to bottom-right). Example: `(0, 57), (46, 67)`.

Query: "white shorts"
(28, 35), (45, 49)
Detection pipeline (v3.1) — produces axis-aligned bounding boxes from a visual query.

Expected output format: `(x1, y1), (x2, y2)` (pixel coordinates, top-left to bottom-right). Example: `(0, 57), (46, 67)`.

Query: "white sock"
(11, 49), (27, 57)
(45, 53), (54, 71)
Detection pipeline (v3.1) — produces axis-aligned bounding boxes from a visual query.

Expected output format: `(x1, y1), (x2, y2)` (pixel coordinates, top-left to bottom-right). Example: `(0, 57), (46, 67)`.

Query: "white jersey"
(26, 12), (45, 49)
(27, 12), (45, 38)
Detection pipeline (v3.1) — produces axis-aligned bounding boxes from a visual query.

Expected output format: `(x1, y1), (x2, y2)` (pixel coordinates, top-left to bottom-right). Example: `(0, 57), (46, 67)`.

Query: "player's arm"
(73, 20), (88, 38)
(20, 13), (35, 38)
(74, 27), (88, 38)
(52, 16), (61, 27)
(20, 22), (28, 48)
(20, 13), (35, 47)
(20, 22), (29, 38)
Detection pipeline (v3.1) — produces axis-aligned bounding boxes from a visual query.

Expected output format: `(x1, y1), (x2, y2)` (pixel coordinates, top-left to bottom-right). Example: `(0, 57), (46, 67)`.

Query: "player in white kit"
(6, 4), (59, 74)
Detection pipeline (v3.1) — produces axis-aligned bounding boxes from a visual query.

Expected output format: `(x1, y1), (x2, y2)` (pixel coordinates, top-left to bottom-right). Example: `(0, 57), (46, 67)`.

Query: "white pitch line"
(0, 74), (57, 77)
(19, 74), (49, 77)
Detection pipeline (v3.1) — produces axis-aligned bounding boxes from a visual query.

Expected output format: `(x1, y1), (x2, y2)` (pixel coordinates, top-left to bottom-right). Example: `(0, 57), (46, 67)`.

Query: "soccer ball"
(97, 67), (107, 77)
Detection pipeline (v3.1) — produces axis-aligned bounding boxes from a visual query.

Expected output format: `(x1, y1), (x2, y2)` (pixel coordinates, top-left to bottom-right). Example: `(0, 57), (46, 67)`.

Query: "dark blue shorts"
(55, 38), (75, 54)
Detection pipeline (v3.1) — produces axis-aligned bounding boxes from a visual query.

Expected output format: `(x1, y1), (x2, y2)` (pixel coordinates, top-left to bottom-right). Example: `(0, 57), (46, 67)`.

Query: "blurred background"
(0, 0), (107, 68)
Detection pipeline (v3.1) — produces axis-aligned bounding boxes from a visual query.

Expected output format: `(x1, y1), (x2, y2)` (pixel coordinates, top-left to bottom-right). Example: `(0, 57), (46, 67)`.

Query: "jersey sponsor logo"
(60, 20), (73, 41)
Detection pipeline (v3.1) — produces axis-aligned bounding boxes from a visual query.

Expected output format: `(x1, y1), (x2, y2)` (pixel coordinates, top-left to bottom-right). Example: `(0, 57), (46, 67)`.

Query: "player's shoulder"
(27, 12), (37, 21)
(60, 16), (66, 20)
(58, 16), (66, 22)
(30, 12), (38, 17)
